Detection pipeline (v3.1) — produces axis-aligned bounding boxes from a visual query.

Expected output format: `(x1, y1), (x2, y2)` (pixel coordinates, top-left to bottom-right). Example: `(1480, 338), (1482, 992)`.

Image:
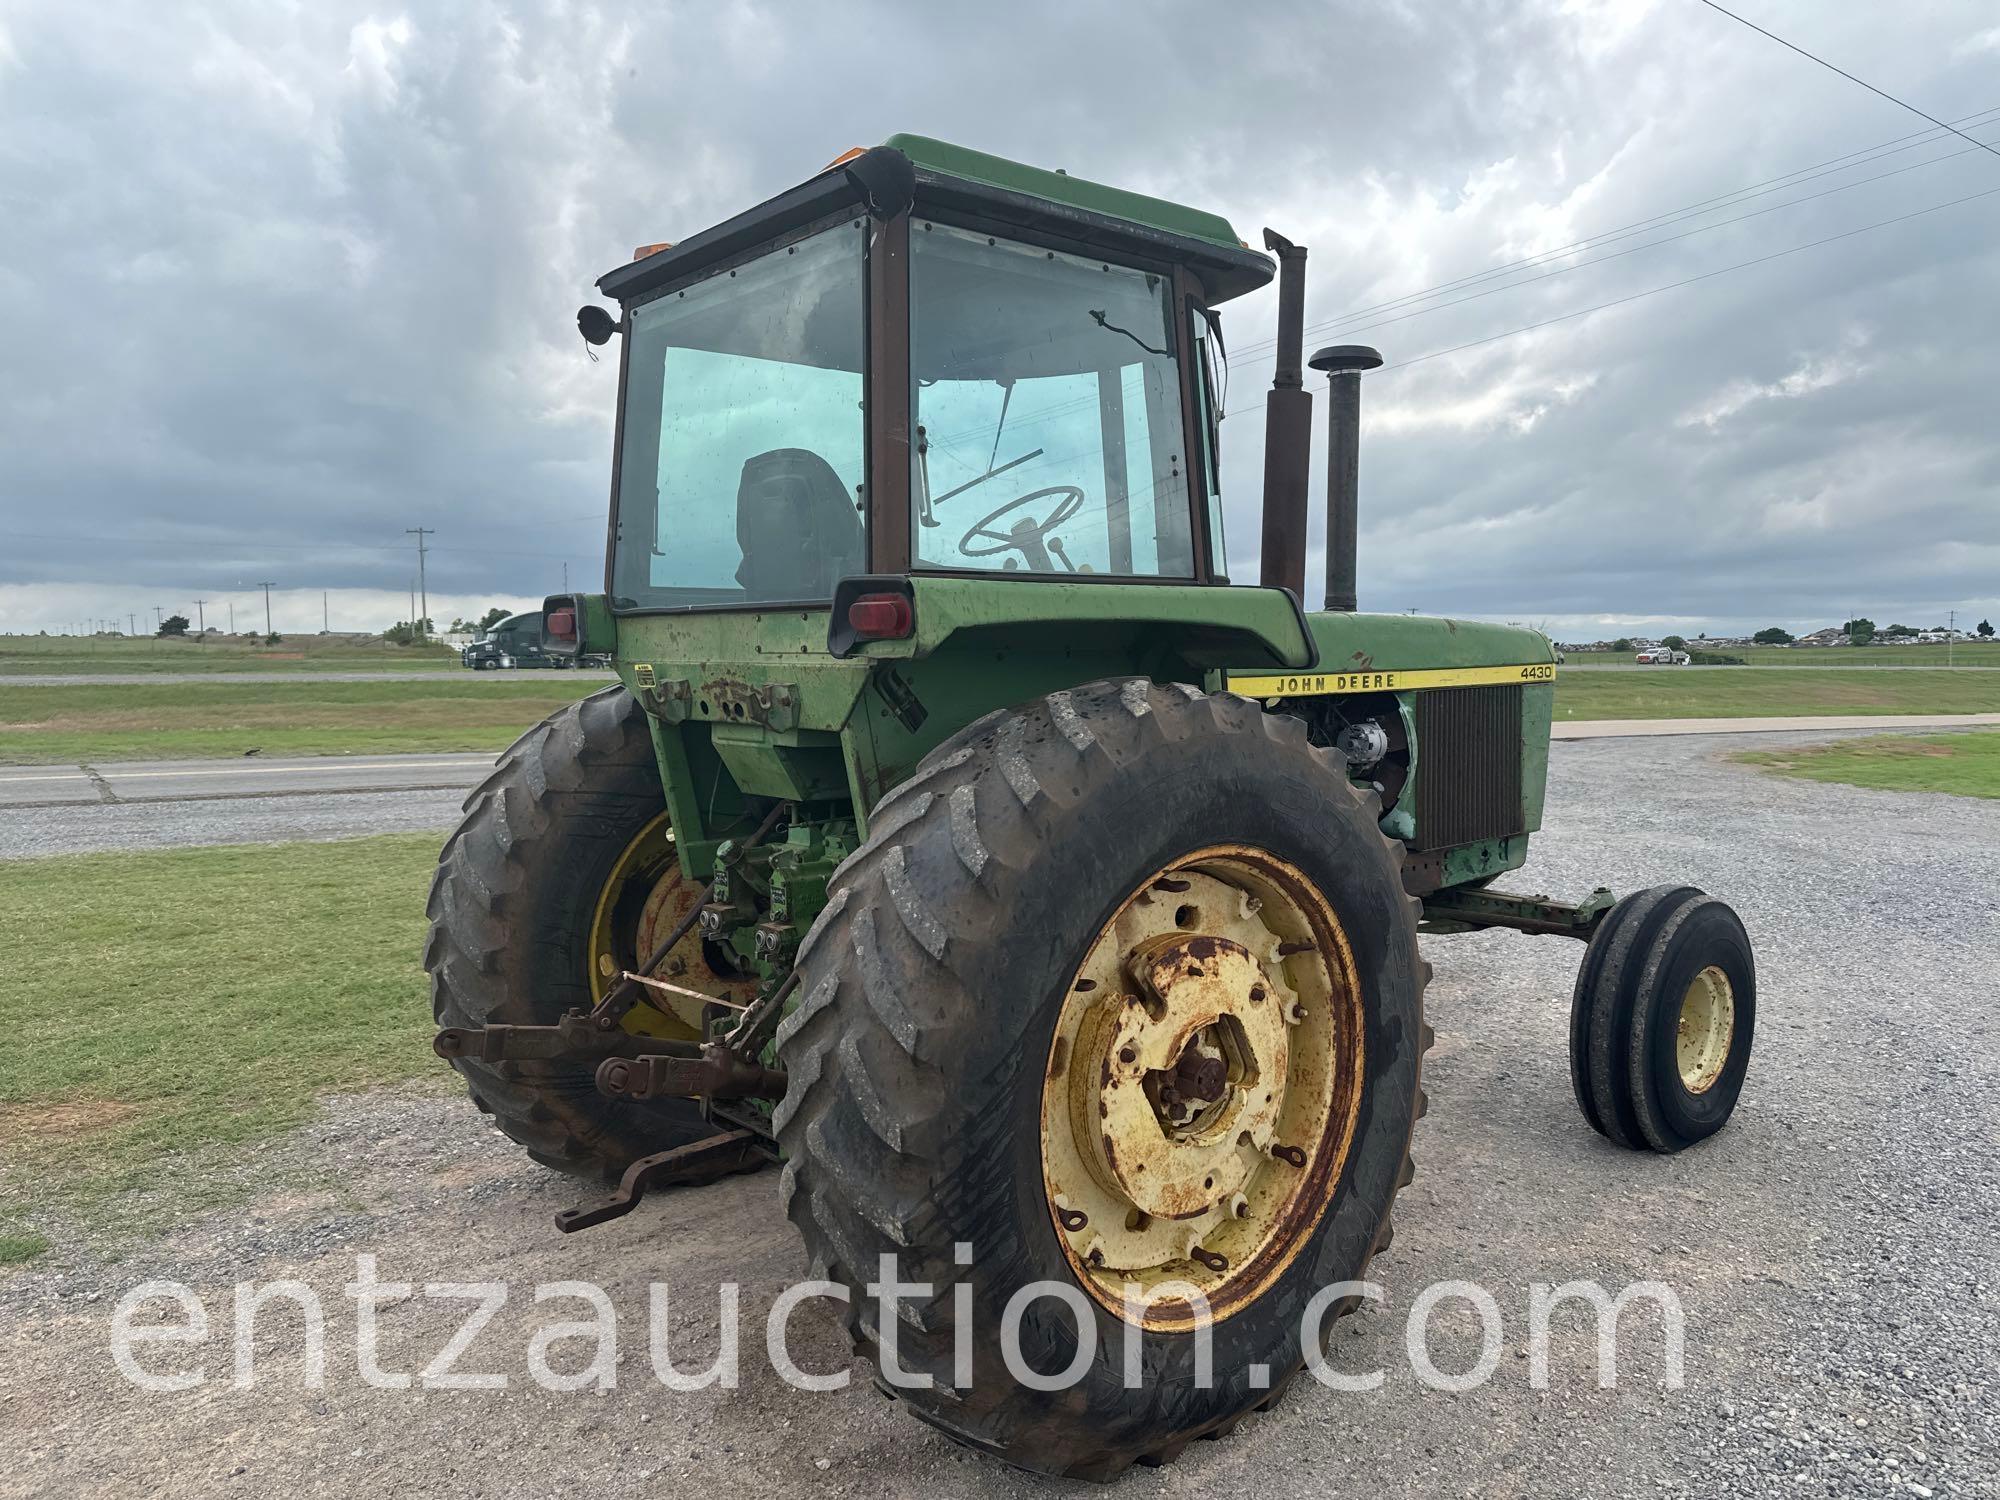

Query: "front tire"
(774, 678), (1428, 1478)
(1569, 886), (1755, 1152)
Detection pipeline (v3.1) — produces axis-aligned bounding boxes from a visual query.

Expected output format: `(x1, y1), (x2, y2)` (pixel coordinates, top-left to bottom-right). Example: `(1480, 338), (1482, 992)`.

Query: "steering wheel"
(959, 486), (1086, 569)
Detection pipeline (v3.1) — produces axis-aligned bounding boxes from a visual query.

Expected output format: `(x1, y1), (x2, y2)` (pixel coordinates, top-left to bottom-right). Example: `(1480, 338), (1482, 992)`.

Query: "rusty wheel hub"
(587, 812), (754, 1038)
(1041, 848), (1366, 1330)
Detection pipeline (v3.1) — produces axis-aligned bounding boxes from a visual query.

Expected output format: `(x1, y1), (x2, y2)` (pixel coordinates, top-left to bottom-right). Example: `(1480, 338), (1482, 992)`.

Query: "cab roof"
(598, 135), (1275, 308)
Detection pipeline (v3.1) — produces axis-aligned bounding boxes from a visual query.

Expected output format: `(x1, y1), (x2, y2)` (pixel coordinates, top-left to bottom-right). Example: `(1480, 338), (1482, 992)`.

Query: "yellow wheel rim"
(1040, 846), (1366, 1332)
(1676, 965), (1735, 1094)
(585, 812), (754, 1041)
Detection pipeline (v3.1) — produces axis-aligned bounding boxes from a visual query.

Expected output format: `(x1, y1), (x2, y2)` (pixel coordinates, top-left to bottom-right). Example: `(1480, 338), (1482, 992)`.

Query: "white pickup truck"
(1635, 648), (1691, 665)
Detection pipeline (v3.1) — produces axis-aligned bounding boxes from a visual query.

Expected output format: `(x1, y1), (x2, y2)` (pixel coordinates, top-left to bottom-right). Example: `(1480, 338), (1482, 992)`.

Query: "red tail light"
(546, 607), (577, 641)
(846, 592), (914, 641)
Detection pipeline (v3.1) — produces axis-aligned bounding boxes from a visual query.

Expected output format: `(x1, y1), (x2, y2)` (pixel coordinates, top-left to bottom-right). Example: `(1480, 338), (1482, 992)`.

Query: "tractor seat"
(733, 448), (864, 599)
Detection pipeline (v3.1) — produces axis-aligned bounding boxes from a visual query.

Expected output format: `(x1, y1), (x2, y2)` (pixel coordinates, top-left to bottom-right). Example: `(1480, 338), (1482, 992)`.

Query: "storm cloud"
(2, 0), (1996, 637)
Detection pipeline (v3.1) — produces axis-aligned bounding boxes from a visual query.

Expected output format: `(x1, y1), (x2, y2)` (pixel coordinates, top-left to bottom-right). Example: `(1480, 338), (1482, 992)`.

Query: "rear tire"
(425, 686), (723, 1182)
(1569, 886), (1755, 1152)
(775, 678), (1428, 1479)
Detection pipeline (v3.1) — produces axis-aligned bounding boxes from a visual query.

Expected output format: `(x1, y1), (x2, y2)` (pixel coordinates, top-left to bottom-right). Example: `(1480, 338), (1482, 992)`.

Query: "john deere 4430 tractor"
(429, 137), (1755, 1477)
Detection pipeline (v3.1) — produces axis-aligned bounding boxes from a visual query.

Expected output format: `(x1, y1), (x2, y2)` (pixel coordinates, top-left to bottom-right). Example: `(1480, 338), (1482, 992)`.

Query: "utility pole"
(154, 606), (163, 629)
(1949, 609), (1956, 668)
(563, 561), (569, 593)
(322, 590), (329, 634)
(228, 599), (235, 634)
(193, 599), (207, 639)
(406, 527), (434, 639)
(256, 582), (276, 636)
(128, 613), (136, 636)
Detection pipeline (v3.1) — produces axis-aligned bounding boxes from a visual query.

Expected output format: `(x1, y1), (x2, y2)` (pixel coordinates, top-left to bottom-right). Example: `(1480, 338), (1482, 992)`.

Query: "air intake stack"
(1308, 344), (1382, 612)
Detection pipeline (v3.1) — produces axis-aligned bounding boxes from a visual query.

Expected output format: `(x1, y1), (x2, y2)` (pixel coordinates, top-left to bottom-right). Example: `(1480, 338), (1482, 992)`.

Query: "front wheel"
(775, 679), (1429, 1478)
(1569, 886), (1755, 1151)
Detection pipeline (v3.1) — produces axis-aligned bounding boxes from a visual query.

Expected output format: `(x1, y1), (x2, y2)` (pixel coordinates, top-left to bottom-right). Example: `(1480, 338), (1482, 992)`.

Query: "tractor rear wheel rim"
(1675, 964), (1735, 1094)
(586, 812), (751, 1037)
(1040, 846), (1366, 1332)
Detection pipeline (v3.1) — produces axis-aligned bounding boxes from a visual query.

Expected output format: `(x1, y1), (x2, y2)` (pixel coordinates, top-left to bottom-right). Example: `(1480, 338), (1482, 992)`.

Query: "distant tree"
(478, 605), (510, 631)
(156, 614), (189, 637)
(1842, 617), (1875, 645)
(1662, 634), (1688, 651)
(1612, 637), (1635, 653)
(383, 619), (434, 646)
(1880, 623), (1917, 639)
(1979, 619), (1995, 639)
(1753, 627), (1794, 645)
(266, 632), (282, 645)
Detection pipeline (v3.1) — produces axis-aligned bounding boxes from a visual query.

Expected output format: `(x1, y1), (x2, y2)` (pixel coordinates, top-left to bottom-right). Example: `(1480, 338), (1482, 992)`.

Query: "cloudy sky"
(3, 0), (1997, 638)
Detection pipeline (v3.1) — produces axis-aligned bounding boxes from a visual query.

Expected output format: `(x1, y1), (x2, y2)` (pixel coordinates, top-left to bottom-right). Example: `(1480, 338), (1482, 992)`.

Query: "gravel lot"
(3, 733), (1995, 1498)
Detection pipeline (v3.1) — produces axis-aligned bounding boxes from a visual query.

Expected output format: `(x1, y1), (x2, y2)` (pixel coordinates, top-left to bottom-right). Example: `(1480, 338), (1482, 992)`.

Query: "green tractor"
(428, 136), (1755, 1477)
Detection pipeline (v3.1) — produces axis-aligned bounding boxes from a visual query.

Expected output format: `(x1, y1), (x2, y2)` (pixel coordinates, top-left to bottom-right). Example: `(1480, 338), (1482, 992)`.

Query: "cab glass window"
(612, 221), (867, 607)
(909, 224), (1192, 577)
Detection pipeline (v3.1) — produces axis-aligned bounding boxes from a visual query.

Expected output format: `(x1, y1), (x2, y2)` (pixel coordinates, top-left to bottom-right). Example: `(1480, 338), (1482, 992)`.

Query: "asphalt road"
(0, 668), (613, 686)
(8, 717), (2000, 860)
(3, 730), (1996, 1498)
(0, 754), (486, 860)
(0, 754), (498, 808)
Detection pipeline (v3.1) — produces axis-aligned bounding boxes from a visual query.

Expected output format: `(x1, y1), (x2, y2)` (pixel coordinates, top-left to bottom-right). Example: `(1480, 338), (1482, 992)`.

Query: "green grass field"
(0, 834), (444, 1260)
(1566, 642), (2000, 667)
(1736, 730), (2000, 799)
(1552, 668), (2000, 721)
(0, 632), (460, 675)
(0, 675), (602, 762)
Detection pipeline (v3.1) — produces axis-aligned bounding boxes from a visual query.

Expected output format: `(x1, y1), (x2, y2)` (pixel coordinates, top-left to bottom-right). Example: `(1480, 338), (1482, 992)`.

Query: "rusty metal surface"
(433, 1014), (703, 1065)
(553, 1129), (764, 1234)
(699, 677), (801, 731)
(1418, 883), (1615, 940)
(594, 1044), (787, 1104)
(1038, 847), (1367, 1331)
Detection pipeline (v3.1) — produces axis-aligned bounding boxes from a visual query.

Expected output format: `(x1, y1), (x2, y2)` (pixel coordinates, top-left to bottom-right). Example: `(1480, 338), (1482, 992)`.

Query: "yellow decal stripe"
(1226, 662), (1558, 697)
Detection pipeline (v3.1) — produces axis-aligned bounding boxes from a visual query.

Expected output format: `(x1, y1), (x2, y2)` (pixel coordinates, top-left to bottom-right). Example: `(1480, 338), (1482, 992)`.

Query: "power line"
(1227, 105), (2000, 363)
(1221, 181), (2000, 412)
(11, 531), (567, 561)
(1699, 2), (2000, 161)
(1288, 129), (2000, 348)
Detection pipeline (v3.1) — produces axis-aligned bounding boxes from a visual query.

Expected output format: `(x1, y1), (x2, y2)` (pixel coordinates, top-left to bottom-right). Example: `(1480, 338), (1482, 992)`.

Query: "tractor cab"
(590, 135), (1272, 611)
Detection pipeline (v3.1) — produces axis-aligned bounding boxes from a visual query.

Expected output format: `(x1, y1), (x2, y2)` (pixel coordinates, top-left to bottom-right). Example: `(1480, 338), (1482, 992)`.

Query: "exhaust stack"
(1308, 344), (1382, 612)
(1257, 230), (1312, 600)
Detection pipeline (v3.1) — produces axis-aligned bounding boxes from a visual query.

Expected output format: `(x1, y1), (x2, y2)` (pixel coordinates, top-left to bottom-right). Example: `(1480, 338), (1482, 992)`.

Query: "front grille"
(1412, 685), (1524, 850)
